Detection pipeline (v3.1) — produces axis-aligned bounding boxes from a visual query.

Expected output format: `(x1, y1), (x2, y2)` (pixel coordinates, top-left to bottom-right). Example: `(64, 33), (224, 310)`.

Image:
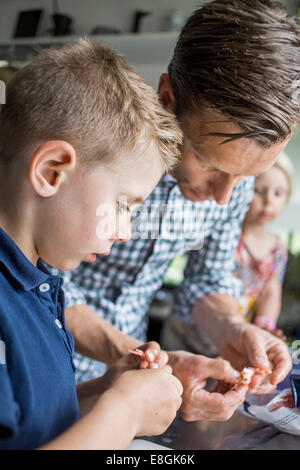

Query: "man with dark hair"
(58, 0), (300, 421)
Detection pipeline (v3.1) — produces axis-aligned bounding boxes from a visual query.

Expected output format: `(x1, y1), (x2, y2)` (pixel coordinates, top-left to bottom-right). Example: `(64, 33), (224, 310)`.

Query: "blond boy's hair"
(0, 39), (181, 170)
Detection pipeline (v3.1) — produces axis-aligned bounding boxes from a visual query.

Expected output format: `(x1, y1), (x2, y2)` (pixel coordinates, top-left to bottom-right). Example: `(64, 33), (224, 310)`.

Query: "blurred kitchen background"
(0, 0), (299, 343)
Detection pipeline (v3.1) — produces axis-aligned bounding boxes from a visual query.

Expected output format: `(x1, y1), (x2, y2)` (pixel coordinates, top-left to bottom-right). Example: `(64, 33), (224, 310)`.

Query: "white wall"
(0, 0), (202, 40)
(0, 0), (298, 41)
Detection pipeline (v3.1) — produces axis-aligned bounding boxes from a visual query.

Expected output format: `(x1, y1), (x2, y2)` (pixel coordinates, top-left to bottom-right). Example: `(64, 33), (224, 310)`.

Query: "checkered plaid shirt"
(51, 174), (254, 381)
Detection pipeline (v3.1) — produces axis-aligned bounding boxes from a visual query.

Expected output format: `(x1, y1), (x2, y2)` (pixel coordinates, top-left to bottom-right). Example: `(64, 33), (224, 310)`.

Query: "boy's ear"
(29, 141), (76, 197)
(157, 74), (175, 113)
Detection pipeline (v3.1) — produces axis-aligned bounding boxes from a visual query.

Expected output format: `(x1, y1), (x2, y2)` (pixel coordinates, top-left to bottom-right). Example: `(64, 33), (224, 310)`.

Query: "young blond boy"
(0, 39), (183, 450)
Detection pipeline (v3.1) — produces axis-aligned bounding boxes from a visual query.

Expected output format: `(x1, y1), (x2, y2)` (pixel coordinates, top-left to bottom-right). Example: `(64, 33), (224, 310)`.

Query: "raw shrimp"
(232, 366), (272, 389)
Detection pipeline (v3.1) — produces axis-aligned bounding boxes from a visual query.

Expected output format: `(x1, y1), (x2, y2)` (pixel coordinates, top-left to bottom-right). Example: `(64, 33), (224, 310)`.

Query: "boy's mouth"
(86, 251), (110, 263)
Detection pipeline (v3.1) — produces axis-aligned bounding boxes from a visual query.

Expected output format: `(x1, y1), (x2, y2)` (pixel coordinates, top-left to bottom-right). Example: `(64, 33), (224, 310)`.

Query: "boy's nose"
(113, 218), (132, 243)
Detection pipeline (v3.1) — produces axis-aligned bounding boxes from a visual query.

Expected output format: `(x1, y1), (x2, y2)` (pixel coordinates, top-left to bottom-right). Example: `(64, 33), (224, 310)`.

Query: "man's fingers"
(246, 329), (291, 385)
(204, 357), (241, 384)
(268, 343), (292, 385)
(248, 380), (276, 395)
(213, 381), (230, 394)
(245, 330), (271, 370)
(181, 384), (247, 421)
(247, 373), (265, 391)
(193, 383), (248, 411)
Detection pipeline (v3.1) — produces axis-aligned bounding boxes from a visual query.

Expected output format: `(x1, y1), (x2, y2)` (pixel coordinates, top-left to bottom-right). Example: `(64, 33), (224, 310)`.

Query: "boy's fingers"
(149, 362), (159, 369)
(139, 341), (160, 363)
(162, 364), (173, 375)
(170, 374), (184, 396)
(139, 359), (150, 369)
(152, 350), (169, 368)
(126, 352), (143, 368)
(130, 342), (169, 370)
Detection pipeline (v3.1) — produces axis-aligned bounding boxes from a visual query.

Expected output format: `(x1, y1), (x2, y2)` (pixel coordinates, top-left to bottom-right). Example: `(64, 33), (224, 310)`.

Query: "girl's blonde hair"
(272, 151), (293, 200)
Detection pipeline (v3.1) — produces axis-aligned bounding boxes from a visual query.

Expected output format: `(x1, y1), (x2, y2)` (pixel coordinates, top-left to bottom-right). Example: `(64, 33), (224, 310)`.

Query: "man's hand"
(220, 322), (292, 394)
(191, 294), (292, 395)
(168, 351), (248, 421)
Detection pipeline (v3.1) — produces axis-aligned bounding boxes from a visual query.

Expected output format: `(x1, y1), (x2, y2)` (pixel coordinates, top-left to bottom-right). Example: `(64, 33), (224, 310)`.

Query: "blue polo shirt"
(0, 226), (81, 449)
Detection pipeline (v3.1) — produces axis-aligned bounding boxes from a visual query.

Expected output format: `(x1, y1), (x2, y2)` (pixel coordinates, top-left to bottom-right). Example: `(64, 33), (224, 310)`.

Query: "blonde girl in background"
(236, 152), (293, 340)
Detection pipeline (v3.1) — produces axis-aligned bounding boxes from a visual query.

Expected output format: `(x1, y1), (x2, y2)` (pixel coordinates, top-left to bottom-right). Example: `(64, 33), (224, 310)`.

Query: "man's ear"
(157, 73), (175, 113)
(29, 140), (76, 197)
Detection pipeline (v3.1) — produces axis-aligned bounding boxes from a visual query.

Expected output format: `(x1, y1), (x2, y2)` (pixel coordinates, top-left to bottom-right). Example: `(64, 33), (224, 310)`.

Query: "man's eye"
(199, 162), (216, 171)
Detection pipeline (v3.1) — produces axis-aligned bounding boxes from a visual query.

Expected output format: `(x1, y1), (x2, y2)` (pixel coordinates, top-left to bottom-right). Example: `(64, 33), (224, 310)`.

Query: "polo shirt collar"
(0, 226), (49, 291)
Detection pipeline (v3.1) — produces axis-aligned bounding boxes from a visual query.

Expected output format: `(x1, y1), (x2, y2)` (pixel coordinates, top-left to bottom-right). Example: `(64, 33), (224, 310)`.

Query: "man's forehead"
(187, 134), (287, 176)
(181, 108), (289, 176)
(182, 106), (241, 137)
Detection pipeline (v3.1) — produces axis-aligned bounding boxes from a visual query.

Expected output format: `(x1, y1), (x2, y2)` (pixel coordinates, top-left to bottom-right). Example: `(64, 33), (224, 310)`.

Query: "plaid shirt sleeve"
(172, 176), (255, 322)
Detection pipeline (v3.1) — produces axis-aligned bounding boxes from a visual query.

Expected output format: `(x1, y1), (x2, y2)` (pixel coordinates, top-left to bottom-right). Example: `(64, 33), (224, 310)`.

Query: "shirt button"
(55, 319), (63, 329)
(39, 283), (50, 293)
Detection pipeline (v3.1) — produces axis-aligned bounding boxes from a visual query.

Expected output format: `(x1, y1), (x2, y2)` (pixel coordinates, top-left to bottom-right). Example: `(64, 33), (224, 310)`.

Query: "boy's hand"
(128, 341), (169, 369)
(112, 367), (183, 437)
(103, 341), (168, 387)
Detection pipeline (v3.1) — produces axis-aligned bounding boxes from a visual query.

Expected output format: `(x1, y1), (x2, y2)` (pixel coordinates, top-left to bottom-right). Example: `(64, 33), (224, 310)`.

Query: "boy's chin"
(51, 258), (82, 271)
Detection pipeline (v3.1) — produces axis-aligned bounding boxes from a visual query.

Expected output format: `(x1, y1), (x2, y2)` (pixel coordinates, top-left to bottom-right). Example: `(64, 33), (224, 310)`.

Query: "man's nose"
(210, 174), (241, 205)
